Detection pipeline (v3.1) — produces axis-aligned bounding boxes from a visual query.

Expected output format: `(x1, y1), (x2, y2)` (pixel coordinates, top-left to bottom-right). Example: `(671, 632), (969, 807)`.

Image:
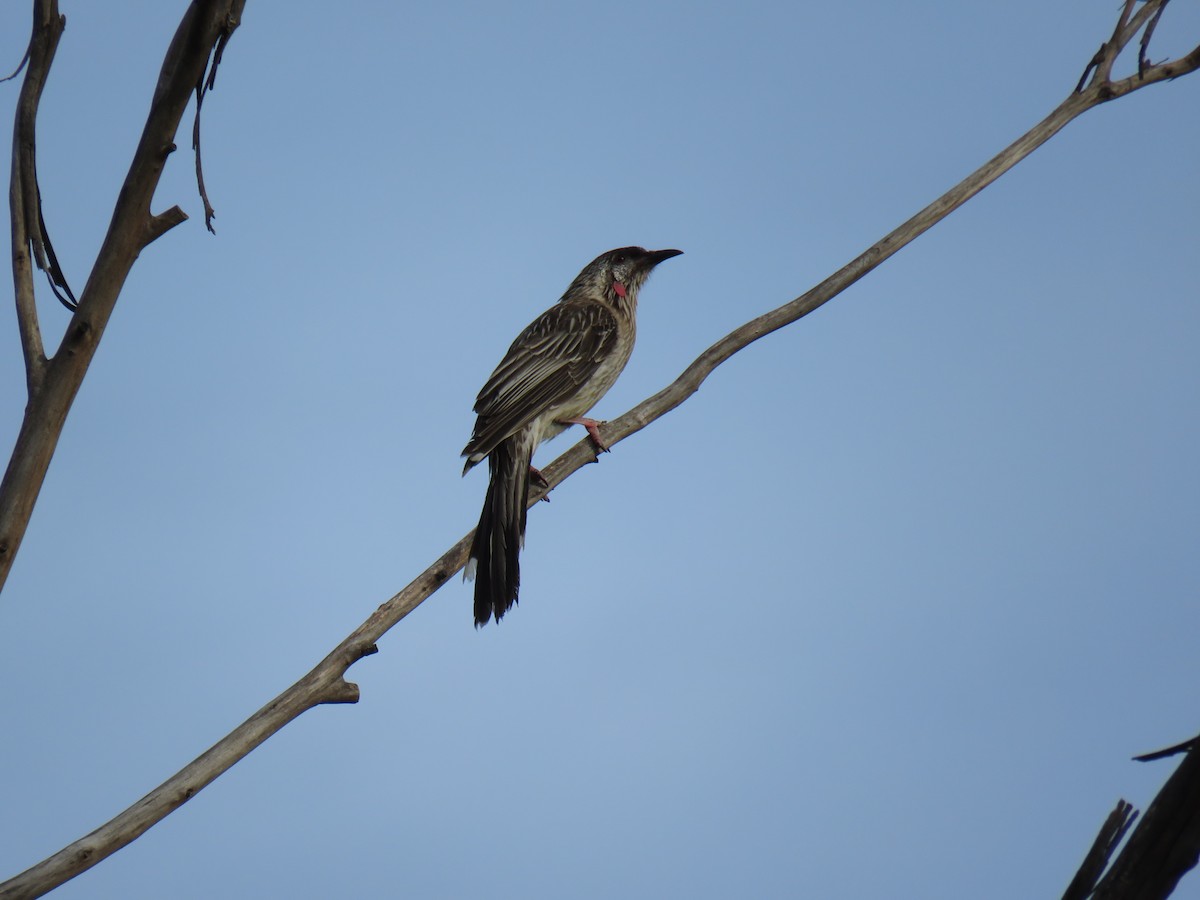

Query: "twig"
(4, 6), (1198, 897)
(1139, 1), (1170, 77)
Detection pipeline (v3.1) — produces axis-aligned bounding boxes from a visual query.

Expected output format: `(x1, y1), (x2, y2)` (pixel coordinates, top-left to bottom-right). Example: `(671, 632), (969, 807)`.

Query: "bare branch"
(1091, 744), (1200, 899)
(5, 6), (1199, 895)
(1117, 1), (1162, 51)
(1076, 0), (1182, 93)
(0, 0), (245, 597)
(1135, 734), (1199, 764)
(31, 179), (77, 311)
(1063, 800), (1139, 900)
(191, 92), (216, 231)
(145, 205), (188, 246)
(1106, 41), (1200, 97)
(1076, 0), (1137, 92)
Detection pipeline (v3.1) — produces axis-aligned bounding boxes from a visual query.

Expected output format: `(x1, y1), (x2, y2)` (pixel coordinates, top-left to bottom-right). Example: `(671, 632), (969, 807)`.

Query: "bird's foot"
(529, 465), (551, 501)
(558, 416), (609, 453)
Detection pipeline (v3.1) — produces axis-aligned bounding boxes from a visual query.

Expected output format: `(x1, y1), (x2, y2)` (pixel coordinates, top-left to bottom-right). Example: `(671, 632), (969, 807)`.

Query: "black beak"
(645, 248), (683, 269)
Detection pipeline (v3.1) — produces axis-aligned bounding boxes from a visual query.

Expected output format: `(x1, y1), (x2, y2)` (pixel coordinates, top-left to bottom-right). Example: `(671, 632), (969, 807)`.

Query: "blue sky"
(1, 2), (1198, 898)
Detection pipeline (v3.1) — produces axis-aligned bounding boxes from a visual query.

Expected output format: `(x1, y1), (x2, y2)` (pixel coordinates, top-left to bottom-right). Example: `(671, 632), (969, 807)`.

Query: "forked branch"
(0, 0), (244, 598)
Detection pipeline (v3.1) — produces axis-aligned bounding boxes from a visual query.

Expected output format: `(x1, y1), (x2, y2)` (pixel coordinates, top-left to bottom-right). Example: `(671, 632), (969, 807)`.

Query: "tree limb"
(1086, 743), (1200, 900)
(1063, 800), (1140, 900)
(3, 4), (1197, 897)
(0, 0), (242, 597)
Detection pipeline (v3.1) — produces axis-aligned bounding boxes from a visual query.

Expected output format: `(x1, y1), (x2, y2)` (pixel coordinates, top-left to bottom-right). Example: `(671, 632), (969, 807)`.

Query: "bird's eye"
(613, 254), (627, 265)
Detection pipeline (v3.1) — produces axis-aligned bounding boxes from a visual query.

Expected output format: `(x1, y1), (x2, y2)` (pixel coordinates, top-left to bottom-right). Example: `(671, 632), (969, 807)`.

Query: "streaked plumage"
(462, 246), (682, 626)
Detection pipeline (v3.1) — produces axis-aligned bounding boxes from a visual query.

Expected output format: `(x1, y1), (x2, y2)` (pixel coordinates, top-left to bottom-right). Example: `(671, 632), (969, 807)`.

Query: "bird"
(462, 246), (683, 626)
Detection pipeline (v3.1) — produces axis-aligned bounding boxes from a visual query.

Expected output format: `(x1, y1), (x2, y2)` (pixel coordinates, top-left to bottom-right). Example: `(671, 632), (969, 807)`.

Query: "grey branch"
(3, 3), (1198, 898)
(0, 0), (242, 599)
(1135, 734), (1200, 763)
(0, 40), (32, 84)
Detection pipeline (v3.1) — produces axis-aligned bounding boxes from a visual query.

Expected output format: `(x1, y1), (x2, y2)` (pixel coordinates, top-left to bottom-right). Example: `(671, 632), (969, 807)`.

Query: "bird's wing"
(464, 301), (619, 457)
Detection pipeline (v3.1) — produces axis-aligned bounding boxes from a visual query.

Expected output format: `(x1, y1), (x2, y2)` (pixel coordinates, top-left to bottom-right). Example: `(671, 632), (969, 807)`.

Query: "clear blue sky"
(2, 2), (1199, 898)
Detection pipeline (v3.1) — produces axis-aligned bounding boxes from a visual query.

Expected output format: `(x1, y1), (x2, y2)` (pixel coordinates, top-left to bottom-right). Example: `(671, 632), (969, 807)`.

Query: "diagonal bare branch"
(4, 7), (1198, 896)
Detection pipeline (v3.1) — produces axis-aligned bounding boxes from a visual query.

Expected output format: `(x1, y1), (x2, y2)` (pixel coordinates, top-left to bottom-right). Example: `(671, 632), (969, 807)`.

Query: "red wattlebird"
(462, 246), (682, 626)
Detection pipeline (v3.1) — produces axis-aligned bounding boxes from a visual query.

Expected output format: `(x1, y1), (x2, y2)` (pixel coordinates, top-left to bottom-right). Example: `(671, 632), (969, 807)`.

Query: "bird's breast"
(560, 326), (635, 420)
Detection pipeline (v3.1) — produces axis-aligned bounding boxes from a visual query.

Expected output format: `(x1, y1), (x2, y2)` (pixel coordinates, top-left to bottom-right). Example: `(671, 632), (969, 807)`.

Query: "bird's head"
(564, 246), (683, 312)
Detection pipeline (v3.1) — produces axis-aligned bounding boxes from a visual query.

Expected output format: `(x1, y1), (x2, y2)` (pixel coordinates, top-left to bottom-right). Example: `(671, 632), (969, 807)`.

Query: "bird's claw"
(558, 416), (609, 453)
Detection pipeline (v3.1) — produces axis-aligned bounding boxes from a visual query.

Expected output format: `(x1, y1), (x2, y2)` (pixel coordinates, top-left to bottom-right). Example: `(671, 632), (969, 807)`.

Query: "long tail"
(466, 428), (535, 626)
